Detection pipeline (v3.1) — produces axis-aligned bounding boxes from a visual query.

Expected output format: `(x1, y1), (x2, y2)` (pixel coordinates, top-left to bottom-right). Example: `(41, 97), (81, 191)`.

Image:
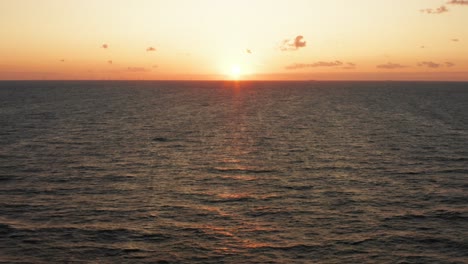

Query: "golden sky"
(0, 0), (467, 80)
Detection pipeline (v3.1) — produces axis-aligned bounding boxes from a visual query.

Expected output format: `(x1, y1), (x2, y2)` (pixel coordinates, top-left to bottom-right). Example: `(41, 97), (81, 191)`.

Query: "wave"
(248, 243), (324, 252)
(384, 210), (468, 222)
(210, 167), (277, 174)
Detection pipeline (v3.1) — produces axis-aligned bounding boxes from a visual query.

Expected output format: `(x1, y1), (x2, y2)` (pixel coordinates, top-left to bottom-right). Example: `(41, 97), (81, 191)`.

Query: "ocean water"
(0, 81), (467, 263)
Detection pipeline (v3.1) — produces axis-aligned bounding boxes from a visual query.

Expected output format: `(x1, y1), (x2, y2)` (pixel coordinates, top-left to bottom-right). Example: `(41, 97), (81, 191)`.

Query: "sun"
(230, 65), (242, 80)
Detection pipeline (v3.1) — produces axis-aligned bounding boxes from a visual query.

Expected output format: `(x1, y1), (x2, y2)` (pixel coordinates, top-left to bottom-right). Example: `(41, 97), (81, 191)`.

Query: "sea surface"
(0, 81), (467, 263)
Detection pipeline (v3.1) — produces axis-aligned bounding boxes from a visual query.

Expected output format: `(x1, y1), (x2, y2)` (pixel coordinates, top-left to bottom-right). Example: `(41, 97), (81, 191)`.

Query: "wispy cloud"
(285, 61), (343, 70)
(280, 35), (307, 51)
(342, 62), (357, 70)
(447, 0), (468, 5)
(146, 47), (156, 52)
(446, 62), (455, 67)
(420, 1), (467, 15)
(376, 62), (407, 69)
(417, 61), (456, 68)
(127, 67), (149, 72)
(418, 61), (441, 68)
(420, 5), (449, 14)
(102, 44), (108, 49)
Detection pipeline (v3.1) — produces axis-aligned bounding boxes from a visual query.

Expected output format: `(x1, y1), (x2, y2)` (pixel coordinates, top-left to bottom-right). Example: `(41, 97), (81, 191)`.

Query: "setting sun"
(230, 65), (242, 80)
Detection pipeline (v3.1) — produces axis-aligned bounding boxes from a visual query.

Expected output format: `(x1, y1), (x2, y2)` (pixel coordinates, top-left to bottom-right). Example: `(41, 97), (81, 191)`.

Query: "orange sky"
(0, 0), (467, 80)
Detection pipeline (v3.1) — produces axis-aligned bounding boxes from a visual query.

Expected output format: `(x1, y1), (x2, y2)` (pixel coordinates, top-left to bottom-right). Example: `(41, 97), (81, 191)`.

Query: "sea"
(0, 81), (467, 263)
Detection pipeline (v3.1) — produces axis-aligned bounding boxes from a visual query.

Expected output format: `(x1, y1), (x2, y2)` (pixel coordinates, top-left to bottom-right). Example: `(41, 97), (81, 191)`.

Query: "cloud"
(418, 61), (441, 68)
(285, 60), (343, 70)
(102, 44), (108, 49)
(293, 35), (306, 48)
(447, 0), (468, 5)
(280, 35), (307, 51)
(127, 67), (149, 72)
(420, 45), (426, 48)
(246, 49), (252, 54)
(60, 59), (65, 62)
(342, 62), (357, 70)
(451, 38), (460, 42)
(446, 62), (455, 67)
(376, 63), (407, 69)
(146, 47), (156, 52)
(420, 5), (449, 14)
(108, 60), (113, 64)
(417, 61), (456, 68)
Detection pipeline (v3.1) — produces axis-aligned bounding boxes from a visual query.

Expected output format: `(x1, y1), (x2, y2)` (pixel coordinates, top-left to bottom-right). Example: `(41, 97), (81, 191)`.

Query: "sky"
(0, 0), (467, 80)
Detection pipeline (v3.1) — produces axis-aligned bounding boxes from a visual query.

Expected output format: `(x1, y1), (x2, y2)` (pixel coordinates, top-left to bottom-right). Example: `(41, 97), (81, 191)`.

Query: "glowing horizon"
(1, 0), (467, 81)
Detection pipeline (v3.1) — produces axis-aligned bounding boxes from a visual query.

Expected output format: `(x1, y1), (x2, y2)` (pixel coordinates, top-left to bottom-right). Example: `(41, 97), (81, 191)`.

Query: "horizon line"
(1, 79), (468, 83)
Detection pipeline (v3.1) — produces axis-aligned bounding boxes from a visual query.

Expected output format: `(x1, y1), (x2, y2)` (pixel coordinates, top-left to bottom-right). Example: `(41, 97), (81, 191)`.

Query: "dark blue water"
(0, 81), (467, 263)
